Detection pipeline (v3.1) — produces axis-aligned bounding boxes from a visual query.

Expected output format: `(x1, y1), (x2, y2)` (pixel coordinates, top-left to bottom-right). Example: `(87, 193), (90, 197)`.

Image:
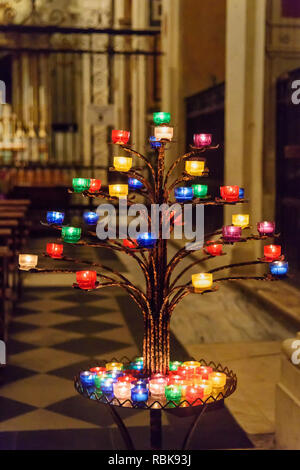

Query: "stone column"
(225, 0), (267, 267)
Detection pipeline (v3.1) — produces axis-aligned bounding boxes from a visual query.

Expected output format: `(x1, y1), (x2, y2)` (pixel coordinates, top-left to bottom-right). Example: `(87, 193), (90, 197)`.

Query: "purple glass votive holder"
(222, 225), (242, 242)
(257, 221), (275, 236)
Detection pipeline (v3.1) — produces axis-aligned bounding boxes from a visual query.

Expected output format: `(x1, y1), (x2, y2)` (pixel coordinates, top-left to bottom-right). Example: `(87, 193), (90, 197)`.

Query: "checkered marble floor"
(0, 240), (253, 450)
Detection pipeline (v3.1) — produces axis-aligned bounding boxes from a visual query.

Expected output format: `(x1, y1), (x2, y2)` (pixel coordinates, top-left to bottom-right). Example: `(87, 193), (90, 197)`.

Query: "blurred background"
(0, 0), (299, 451)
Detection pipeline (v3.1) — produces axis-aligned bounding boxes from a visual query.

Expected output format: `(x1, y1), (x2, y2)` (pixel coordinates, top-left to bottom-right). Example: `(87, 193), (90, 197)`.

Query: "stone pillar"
(161, 0), (184, 170)
(225, 0), (267, 267)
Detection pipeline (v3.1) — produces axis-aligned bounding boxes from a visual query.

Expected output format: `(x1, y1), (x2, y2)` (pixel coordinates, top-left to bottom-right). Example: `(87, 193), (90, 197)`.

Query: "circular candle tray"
(74, 358), (237, 415)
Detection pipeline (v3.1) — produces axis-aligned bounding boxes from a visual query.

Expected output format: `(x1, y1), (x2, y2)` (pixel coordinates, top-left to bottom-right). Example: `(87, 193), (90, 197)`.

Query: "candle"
(209, 372), (226, 389)
(90, 366), (106, 375)
(106, 370), (124, 379)
(153, 112), (171, 125)
(130, 361), (144, 371)
(270, 261), (288, 277)
(174, 187), (194, 203)
(185, 385), (204, 404)
(192, 273), (213, 291)
(257, 221), (275, 236)
(198, 379), (213, 397)
(113, 381), (132, 400)
(149, 136), (162, 149)
(165, 384), (182, 402)
(192, 184), (208, 198)
(106, 362), (123, 371)
(220, 185), (239, 202)
(72, 178), (90, 193)
(80, 371), (96, 388)
(128, 178), (143, 190)
(185, 160), (205, 176)
(149, 378), (168, 398)
(118, 374), (135, 384)
(198, 366), (213, 380)
(137, 233), (157, 249)
(76, 271), (97, 290)
(179, 379), (193, 396)
(264, 244), (281, 261)
(132, 379), (148, 389)
(123, 238), (138, 249)
(222, 225), (242, 243)
(112, 129), (130, 145)
(113, 156), (132, 172)
(193, 133), (212, 148)
(239, 187), (245, 199)
(46, 211), (64, 225)
(109, 184), (128, 199)
(205, 240), (223, 256)
(83, 211), (99, 225)
(169, 361), (182, 371)
(19, 254), (38, 271)
(46, 243), (63, 259)
(100, 376), (117, 395)
(61, 226), (81, 243)
(89, 179), (101, 192)
(154, 126), (174, 141)
(182, 361), (201, 372)
(131, 385), (149, 403)
(168, 374), (182, 385)
(232, 214), (250, 229)
(177, 366), (194, 380)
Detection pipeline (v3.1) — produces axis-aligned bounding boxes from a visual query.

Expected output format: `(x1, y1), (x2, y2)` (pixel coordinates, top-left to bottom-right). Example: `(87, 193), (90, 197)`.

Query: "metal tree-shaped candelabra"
(19, 114), (287, 379)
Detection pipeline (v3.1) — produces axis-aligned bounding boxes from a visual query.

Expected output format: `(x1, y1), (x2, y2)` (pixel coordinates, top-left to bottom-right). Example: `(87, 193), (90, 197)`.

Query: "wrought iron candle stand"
(20, 114), (287, 449)
(74, 358), (237, 450)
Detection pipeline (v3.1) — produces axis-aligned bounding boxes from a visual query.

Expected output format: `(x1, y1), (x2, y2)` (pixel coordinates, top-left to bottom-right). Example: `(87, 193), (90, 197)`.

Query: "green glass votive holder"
(165, 384), (182, 404)
(61, 226), (81, 243)
(153, 112), (171, 125)
(72, 178), (90, 193)
(192, 184), (208, 198)
(169, 361), (183, 371)
(94, 375), (103, 393)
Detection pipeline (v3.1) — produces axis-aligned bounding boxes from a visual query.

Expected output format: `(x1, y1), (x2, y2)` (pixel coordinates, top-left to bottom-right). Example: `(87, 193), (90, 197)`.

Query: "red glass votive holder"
(76, 270), (97, 290)
(90, 366), (106, 375)
(185, 385), (204, 403)
(222, 225), (242, 243)
(177, 366), (194, 380)
(89, 179), (101, 192)
(117, 374), (135, 383)
(220, 185), (239, 202)
(205, 240), (223, 256)
(167, 374), (182, 385)
(257, 221), (275, 236)
(193, 133), (212, 148)
(112, 130), (130, 145)
(264, 244), (281, 261)
(198, 366), (213, 380)
(46, 243), (63, 259)
(123, 239), (138, 249)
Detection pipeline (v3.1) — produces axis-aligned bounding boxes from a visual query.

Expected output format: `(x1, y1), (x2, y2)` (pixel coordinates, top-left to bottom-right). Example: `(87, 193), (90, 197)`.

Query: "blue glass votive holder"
(100, 376), (117, 395)
(47, 211), (65, 225)
(239, 188), (245, 199)
(83, 211), (99, 225)
(128, 178), (144, 190)
(80, 371), (96, 388)
(137, 233), (157, 249)
(270, 261), (288, 277)
(174, 187), (194, 203)
(106, 370), (124, 379)
(130, 361), (144, 371)
(149, 136), (162, 149)
(131, 385), (149, 403)
(132, 379), (148, 389)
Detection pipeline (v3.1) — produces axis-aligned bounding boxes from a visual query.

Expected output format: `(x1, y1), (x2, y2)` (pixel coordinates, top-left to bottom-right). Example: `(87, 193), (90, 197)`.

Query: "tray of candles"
(74, 357), (237, 415)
